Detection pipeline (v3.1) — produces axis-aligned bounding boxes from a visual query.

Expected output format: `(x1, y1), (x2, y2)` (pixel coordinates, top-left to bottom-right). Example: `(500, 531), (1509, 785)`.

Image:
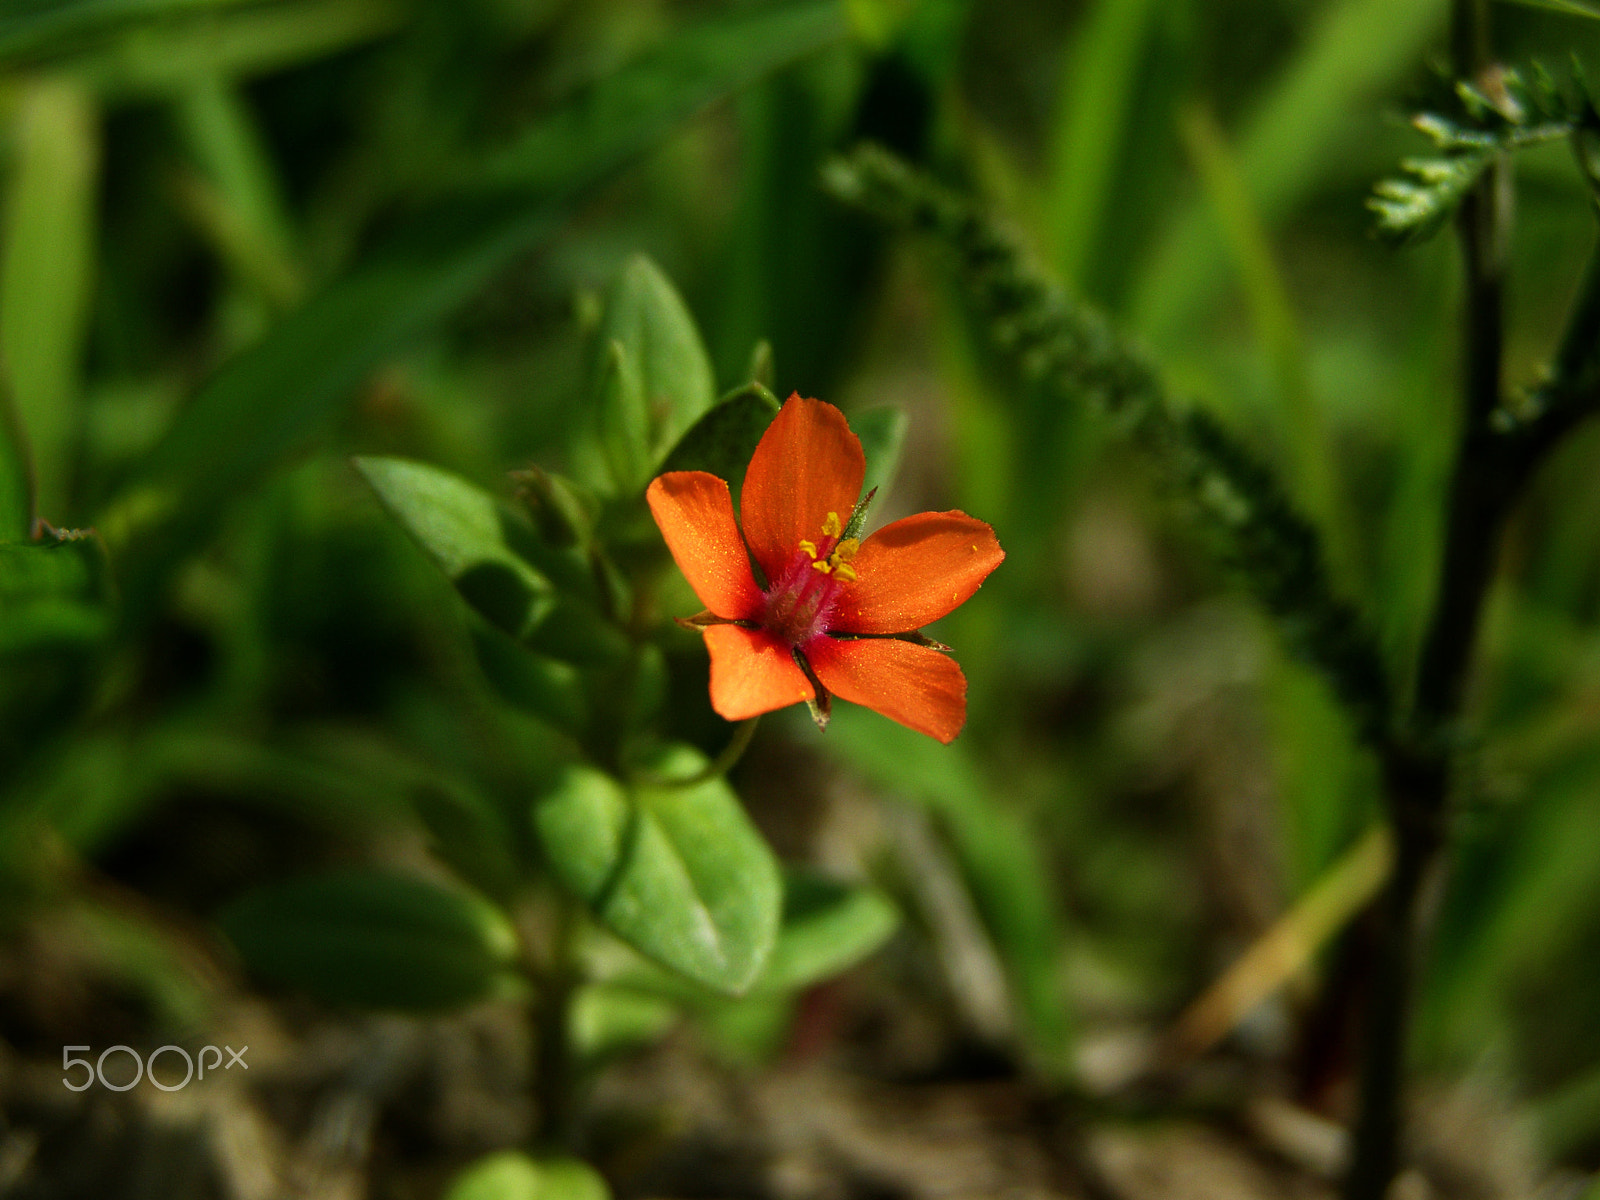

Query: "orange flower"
(646, 394), (1004, 743)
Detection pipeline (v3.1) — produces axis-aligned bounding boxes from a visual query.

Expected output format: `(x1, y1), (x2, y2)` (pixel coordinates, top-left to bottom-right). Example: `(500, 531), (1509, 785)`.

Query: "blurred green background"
(4, 0), (1600, 1191)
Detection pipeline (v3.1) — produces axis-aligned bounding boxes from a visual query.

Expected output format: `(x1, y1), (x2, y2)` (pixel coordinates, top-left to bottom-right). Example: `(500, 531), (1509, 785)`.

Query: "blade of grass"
(172, 72), (301, 308)
(1, 75), (98, 525)
(1130, 0), (1447, 348)
(1045, 0), (1160, 292)
(1163, 824), (1392, 1065)
(68, 0), (403, 99)
(0, 0), (253, 59)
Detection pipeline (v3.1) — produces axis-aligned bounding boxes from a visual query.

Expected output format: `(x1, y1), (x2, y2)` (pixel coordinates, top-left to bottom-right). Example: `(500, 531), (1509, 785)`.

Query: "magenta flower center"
(760, 511), (860, 647)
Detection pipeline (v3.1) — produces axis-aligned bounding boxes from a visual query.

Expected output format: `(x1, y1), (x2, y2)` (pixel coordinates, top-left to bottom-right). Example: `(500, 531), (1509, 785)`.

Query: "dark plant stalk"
(528, 888), (580, 1148)
(1344, 2), (1507, 1195)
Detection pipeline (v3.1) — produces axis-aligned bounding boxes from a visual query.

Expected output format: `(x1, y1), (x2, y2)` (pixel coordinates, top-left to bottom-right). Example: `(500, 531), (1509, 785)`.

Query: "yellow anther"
(812, 559), (833, 574)
(821, 511), (842, 538)
(834, 537), (860, 562)
(833, 562), (858, 582)
(799, 539), (817, 559)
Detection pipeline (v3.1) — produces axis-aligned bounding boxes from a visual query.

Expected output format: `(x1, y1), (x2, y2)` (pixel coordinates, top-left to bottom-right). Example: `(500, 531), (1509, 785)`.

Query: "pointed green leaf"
(443, 1151), (610, 1200)
(355, 456), (554, 639)
(757, 872), (899, 992)
(591, 256), (717, 493)
(533, 749), (781, 994)
(217, 869), (521, 1012)
(657, 383), (780, 506)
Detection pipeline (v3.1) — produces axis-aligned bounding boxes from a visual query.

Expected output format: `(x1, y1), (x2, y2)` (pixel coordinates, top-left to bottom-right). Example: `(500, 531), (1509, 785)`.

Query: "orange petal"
(740, 395), (864, 583)
(829, 511), (1004, 634)
(703, 625), (815, 720)
(647, 472), (763, 620)
(806, 636), (967, 744)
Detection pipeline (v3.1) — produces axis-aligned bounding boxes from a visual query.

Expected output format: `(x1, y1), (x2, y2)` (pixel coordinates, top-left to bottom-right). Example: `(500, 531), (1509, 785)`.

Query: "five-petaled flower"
(646, 394), (1004, 743)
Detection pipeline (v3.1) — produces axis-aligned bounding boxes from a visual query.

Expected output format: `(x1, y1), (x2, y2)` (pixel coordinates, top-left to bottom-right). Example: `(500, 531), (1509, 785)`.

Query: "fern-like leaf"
(1370, 62), (1599, 242)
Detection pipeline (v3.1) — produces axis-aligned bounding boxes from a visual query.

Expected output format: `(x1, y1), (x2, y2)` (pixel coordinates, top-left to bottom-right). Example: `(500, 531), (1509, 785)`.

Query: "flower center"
(762, 511), (860, 646)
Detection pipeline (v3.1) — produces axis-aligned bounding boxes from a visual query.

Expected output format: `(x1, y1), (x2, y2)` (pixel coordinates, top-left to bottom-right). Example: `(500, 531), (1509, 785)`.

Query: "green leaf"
(851, 406), (909, 512)
(355, 456), (554, 638)
(757, 871), (898, 992)
(590, 256), (717, 494)
(532, 750), (781, 994)
(217, 869), (521, 1011)
(443, 1151), (610, 1200)
(1368, 66), (1590, 242)
(657, 383), (780, 506)
(595, 338), (650, 498)
(1, 77), (98, 525)
(108, 0), (845, 601)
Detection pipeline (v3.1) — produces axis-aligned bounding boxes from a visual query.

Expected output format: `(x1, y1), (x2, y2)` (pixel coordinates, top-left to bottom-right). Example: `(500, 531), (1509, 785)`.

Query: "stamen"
(833, 537), (859, 562)
(833, 562), (857, 582)
(811, 560), (833, 574)
(799, 539), (817, 559)
(821, 511), (842, 538)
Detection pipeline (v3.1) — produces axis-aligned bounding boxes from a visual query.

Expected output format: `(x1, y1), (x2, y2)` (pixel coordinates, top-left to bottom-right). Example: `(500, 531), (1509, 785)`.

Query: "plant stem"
(528, 887), (579, 1148)
(1344, 3), (1507, 1196)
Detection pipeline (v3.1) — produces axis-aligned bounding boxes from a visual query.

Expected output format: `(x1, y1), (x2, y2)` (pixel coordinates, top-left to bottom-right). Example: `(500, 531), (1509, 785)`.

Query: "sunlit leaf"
(533, 750), (781, 995)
